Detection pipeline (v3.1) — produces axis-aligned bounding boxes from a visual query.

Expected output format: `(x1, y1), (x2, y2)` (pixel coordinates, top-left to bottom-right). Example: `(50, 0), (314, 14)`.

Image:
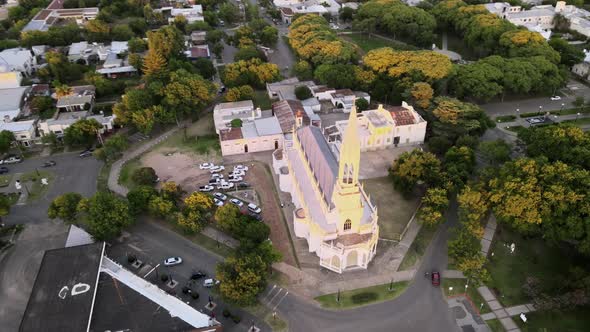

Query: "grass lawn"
(398, 224), (437, 271)
(562, 116), (590, 126)
(486, 318), (505, 332)
(253, 90), (274, 110)
(504, 126), (526, 135)
(20, 170), (54, 203)
(495, 115), (517, 122)
(119, 158), (142, 190)
(0, 174), (12, 187)
(97, 162), (111, 192)
(515, 307), (590, 332)
(342, 33), (418, 53)
(442, 278), (491, 314)
(314, 281), (409, 309)
(154, 131), (220, 157)
(486, 225), (585, 307)
(362, 177), (421, 240)
(153, 219), (235, 258)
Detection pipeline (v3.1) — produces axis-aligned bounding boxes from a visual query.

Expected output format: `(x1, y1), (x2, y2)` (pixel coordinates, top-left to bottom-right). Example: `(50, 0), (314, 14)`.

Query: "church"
(273, 106), (379, 273)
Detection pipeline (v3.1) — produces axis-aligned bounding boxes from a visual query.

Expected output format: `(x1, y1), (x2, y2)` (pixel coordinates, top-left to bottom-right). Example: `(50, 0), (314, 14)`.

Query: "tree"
(63, 118), (102, 147)
(478, 139), (511, 165)
(176, 210), (204, 233)
(163, 69), (216, 120)
(313, 64), (358, 89)
(443, 146), (475, 191)
(0, 131), (15, 154)
(206, 30), (225, 45)
(214, 203), (242, 235)
(295, 85), (312, 100)
(128, 37), (147, 53)
(218, 3), (238, 24)
(293, 60), (313, 80)
(390, 149), (442, 195)
(234, 47), (267, 62)
(259, 26), (278, 47)
(78, 191), (133, 241)
(549, 38), (584, 68)
(142, 50), (167, 78)
(217, 255), (266, 305)
(98, 133), (128, 162)
(193, 58), (216, 80)
(148, 195), (175, 218)
(127, 185), (158, 216)
(48, 192), (83, 224)
(427, 136), (452, 155)
(128, 53), (143, 72)
(448, 226), (481, 263)
(184, 192), (214, 212)
(451, 61), (503, 101)
(363, 48), (452, 82)
(427, 97), (493, 141)
(146, 26), (185, 61)
(499, 29), (560, 64)
(111, 25), (134, 41)
(339, 7), (355, 22)
(419, 187), (449, 226)
(355, 98), (369, 111)
(457, 185), (489, 238)
(55, 84), (73, 98)
(132, 167), (158, 186)
(410, 82), (434, 109)
(230, 118), (243, 127)
(85, 19), (110, 42)
(222, 58), (280, 88)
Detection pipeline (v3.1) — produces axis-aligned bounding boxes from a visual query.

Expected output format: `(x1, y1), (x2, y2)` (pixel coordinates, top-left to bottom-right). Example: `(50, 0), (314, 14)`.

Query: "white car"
(214, 192), (227, 201)
(213, 198), (224, 206)
(2, 156), (22, 164)
(199, 162), (214, 170)
(228, 175), (243, 182)
(164, 257), (183, 266)
(234, 165), (249, 172)
(550, 96), (561, 101)
(232, 170), (245, 177)
(199, 185), (214, 192)
(203, 278), (220, 287)
(247, 203), (262, 214)
(210, 165), (225, 173)
(230, 198), (243, 207)
(211, 173), (224, 179)
(217, 182), (234, 190)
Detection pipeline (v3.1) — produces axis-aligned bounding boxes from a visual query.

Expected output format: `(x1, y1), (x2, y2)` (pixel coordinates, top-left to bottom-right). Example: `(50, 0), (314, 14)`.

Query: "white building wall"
(220, 134), (283, 156)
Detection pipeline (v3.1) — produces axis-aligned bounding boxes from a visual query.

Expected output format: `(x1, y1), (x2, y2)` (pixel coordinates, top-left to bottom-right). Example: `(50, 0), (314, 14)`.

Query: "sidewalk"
(477, 286), (535, 332)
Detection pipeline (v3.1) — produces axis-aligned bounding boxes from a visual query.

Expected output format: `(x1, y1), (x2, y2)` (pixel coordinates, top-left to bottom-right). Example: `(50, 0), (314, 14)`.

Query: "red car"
(431, 271), (441, 286)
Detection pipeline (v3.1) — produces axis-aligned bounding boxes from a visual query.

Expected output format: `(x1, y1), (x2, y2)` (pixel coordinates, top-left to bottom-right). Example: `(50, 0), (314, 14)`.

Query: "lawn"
(253, 90), (274, 110)
(314, 281), (409, 309)
(0, 174), (12, 187)
(362, 177), (421, 240)
(398, 224), (437, 271)
(486, 318), (505, 332)
(97, 162), (111, 192)
(20, 170), (54, 203)
(504, 126), (526, 135)
(495, 115), (516, 122)
(154, 130), (220, 157)
(486, 225), (585, 307)
(119, 158), (142, 190)
(442, 278), (491, 314)
(342, 33), (418, 53)
(153, 219), (235, 258)
(515, 307), (590, 332)
(562, 116), (590, 126)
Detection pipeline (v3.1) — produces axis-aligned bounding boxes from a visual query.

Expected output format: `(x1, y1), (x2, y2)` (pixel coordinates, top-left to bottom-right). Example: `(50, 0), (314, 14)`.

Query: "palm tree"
(55, 84), (73, 98)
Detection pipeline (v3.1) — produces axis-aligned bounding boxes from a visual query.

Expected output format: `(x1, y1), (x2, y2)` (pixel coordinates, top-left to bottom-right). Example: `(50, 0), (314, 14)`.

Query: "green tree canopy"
(63, 119), (102, 147)
(78, 191), (133, 241)
(48, 192), (83, 224)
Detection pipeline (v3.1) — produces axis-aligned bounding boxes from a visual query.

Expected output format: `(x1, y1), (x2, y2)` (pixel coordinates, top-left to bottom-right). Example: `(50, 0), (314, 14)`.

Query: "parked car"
(247, 203), (261, 214)
(191, 271), (207, 280)
(2, 156), (22, 164)
(42, 160), (56, 167)
(203, 278), (220, 287)
(210, 165), (225, 173)
(550, 96), (561, 101)
(0, 167), (8, 174)
(164, 257), (183, 266)
(217, 182), (234, 190)
(237, 182), (250, 189)
(227, 175), (243, 182)
(213, 198), (224, 206)
(231, 170), (245, 177)
(234, 165), (249, 172)
(431, 271), (440, 286)
(199, 162), (214, 170)
(211, 173), (224, 179)
(208, 178), (220, 185)
(213, 192), (227, 201)
(230, 198), (243, 207)
(79, 150), (93, 158)
(199, 185), (214, 192)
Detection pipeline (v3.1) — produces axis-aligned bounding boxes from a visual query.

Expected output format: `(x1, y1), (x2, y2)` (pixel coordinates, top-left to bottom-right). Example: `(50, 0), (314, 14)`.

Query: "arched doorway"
(244, 144), (248, 153)
(346, 250), (358, 267)
(274, 140), (279, 149)
(331, 256), (340, 269)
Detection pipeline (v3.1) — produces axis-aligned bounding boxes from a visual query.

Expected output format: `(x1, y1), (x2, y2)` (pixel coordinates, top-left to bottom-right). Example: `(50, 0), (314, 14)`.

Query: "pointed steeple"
(337, 102), (361, 187)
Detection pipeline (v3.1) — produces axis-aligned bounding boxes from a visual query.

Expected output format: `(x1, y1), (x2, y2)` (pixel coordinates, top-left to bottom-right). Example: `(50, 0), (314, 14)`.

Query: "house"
(324, 102), (426, 152)
(0, 120), (36, 147)
(22, 2), (99, 32)
(0, 71), (23, 89)
(56, 85), (95, 112)
(67, 42), (109, 64)
(329, 89), (371, 112)
(0, 86), (30, 122)
(96, 52), (137, 78)
(38, 111), (115, 137)
(0, 48), (37, 76)
(157, 5), (204, 24)
(190, 31), (207, 45)
(30, 84), (51, 97)
(220, 116), (284, 156)
(272, 99), (321, 133)
(279, 7), (295, 24)
(109, 41), (128, 54)
(266, 77), (317, 100)
(19, 242), (222, 332)
(184, 45), (210, 60)
(572, 50), (590, 79)
(279, 0), (341, 23)
(272, 107), (379, 273)
(213, 100), (261, 133)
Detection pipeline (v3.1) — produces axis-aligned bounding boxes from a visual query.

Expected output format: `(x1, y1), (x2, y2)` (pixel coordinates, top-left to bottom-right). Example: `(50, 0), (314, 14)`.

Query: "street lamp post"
(516, 108), (520, 118)
(560, 103), (565, 115)
(539, 105), (543, 115)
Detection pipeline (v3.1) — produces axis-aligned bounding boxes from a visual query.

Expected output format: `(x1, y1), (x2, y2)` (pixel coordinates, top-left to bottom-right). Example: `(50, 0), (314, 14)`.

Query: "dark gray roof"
(297, 126), (338, 206)
(20, 243), (105, 332)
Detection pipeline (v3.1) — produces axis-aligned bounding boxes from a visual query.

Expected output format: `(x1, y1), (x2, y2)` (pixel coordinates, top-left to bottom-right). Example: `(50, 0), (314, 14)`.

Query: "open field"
(362, 177), (421, 240)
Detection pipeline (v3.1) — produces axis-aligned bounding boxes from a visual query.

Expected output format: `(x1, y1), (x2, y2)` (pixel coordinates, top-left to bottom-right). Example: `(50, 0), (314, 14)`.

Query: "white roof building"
(0, 86), (29, 122)
(0, 48), (37, 76)
(219, 116), (284, 156)
(213, 100), (261, 133)
(0, 119), (36, 146)
(158, 5), (204, 23)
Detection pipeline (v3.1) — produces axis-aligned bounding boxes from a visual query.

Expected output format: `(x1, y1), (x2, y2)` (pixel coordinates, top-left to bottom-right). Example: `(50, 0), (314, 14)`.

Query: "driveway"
(0, 152), (102, 331)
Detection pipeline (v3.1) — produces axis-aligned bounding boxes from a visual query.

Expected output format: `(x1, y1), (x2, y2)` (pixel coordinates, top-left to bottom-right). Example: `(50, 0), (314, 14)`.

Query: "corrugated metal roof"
(254, 116), (282, 136)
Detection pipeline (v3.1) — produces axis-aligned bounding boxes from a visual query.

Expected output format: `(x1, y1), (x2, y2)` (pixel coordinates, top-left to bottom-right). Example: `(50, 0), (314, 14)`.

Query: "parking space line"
(262, 285), (277, 301)
(128, 244), (143, 252)
(273, 291), (289, 311)
(267, 287), (284, 306)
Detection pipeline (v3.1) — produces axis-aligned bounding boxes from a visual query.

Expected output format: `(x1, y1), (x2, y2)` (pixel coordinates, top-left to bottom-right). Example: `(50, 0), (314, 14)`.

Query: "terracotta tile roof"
(31, 84), (50, 95)
(188, 46), (209, 58)
(34, 9), (52, 20)
(331, 89), (354, 97)
(219, 128), (243, 141)
(280, 7), (294, 15)
(386, 106), (416, 126)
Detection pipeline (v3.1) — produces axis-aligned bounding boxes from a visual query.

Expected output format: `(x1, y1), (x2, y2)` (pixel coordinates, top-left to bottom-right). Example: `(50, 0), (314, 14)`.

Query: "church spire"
(337, 102), (361, 187)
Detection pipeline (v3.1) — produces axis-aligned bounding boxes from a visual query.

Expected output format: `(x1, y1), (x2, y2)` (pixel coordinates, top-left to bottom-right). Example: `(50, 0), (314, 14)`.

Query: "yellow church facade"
(273, 107), (379, 273)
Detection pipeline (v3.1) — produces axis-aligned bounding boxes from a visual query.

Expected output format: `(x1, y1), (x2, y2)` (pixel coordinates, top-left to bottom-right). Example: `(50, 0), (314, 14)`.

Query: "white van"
(247, 203), (261, 214)
(203, 278), (219, 287)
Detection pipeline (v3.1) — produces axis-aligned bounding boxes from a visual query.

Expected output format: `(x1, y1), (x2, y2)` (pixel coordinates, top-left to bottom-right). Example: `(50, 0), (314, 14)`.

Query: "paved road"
(0, 152), (102, 331)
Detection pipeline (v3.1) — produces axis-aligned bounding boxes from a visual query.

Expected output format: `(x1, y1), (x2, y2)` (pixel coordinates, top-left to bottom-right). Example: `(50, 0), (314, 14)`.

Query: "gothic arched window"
(344, 219), (352, 231)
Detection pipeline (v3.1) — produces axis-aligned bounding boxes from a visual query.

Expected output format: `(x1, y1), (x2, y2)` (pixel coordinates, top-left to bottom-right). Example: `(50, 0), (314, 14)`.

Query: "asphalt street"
(0, 152), (102, 331)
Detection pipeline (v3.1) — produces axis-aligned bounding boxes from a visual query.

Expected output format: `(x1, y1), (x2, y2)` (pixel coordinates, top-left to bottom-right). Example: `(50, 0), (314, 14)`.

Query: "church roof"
(296, 126), (338, 206)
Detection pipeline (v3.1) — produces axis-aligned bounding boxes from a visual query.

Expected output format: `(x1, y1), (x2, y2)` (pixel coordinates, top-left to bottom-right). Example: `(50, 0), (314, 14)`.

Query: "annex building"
(273, 106), (379, 273)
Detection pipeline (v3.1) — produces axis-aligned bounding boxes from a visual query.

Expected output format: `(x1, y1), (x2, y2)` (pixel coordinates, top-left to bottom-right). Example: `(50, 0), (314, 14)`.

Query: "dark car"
(237, 182), (250, 189)
(0, 167), (8, 174)
(191, 270), (207, 280)
(431, 271), (440, 286)
(42, 160), (56, 167)
(79, 150), (93, 158)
